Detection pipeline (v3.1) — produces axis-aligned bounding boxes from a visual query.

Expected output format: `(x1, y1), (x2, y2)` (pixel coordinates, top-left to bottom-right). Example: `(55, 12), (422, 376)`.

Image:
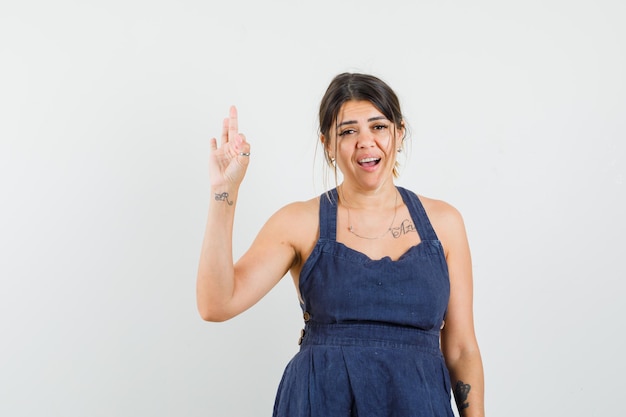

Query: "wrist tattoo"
(454, 380), (471, 415)
(390, 219), (416, 238)
(214, 192), (233, 205)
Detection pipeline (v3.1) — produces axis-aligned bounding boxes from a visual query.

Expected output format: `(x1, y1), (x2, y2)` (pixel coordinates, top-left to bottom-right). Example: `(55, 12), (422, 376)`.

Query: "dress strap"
(397, 186), (439, 241)
(318, 188), (338, 241)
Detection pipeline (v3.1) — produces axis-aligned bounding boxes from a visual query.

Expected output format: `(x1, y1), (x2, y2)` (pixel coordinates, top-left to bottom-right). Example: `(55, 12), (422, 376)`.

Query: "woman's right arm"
(196, 106), (297, 322)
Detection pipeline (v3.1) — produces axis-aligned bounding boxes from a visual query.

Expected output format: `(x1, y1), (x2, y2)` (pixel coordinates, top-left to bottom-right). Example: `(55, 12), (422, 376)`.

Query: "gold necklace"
(345, 190), (398, 240)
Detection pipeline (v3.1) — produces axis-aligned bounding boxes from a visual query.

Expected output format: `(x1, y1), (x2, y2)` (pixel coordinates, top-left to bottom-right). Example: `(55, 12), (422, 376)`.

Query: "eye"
(373, 124), (388, 131)
(338, 129), (356, 137)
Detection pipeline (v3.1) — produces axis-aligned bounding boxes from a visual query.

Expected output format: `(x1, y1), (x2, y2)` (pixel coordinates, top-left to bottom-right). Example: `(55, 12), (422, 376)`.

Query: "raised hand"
(208, 106), (251, 188)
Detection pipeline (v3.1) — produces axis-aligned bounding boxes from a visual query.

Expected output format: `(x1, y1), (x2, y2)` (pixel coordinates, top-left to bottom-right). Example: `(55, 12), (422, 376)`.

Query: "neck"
(338, 182), (398, 210)
(340, 183), (400, 240)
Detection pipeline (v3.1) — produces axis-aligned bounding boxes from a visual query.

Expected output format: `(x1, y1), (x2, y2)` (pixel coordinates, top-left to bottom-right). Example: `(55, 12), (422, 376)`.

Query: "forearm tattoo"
(391, 219), (417, 238)
(454, 380), (471, 415)
(214, 192), (233, 205)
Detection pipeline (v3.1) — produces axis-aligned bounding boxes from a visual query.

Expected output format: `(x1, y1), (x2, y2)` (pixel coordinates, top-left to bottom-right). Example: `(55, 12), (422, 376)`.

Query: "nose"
(356, 131), (375, 148)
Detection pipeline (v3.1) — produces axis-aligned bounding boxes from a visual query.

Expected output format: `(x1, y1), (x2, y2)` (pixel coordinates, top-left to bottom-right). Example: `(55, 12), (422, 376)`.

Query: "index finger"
(220, 117), (229, 146)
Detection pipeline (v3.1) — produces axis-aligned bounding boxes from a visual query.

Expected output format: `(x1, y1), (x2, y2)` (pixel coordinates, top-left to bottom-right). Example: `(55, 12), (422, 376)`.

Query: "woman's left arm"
(431, 200), (485, 417)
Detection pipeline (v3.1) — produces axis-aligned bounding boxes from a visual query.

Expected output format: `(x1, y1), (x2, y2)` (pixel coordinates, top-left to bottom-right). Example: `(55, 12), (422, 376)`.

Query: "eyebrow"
(336, 116), (387, 128)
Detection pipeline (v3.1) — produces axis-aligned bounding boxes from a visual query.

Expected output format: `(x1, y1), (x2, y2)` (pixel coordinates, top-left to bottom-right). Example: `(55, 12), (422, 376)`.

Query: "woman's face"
(326, 100), (403, 190)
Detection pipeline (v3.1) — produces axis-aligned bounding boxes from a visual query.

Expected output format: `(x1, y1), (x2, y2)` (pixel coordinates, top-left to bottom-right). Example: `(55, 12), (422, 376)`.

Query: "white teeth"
(359, 157), (380, 163)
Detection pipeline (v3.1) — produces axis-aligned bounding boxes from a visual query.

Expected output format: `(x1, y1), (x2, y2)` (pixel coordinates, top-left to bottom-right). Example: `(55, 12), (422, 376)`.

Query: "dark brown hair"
(318, 72), (405, 178)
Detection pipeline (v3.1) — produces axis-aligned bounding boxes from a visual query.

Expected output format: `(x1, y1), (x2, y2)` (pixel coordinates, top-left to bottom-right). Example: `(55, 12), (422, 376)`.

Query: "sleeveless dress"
(273, 186), (454, 417)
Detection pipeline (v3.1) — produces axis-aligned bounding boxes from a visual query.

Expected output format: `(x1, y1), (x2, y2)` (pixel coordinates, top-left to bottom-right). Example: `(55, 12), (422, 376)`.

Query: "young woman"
(197, 73), (485, 417)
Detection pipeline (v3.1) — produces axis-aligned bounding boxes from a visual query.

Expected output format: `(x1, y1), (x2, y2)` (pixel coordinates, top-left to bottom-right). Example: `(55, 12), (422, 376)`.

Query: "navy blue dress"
(273, 187), (454, 417)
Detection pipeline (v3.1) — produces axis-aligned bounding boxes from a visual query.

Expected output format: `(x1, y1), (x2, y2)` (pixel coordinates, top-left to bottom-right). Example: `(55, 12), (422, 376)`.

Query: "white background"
(1, 1), (624, 416)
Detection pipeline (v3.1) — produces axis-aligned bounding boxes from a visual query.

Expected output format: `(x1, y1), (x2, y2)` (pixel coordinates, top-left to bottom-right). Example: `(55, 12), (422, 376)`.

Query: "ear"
(321, 134), (333, 158)
(396, 121), (406, 152)
(399, 120), (406, 137)
(397, 121), (407, 143)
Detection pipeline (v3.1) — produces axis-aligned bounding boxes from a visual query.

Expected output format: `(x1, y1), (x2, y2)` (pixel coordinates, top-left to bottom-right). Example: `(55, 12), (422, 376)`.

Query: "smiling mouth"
(358, 157), (381, 167)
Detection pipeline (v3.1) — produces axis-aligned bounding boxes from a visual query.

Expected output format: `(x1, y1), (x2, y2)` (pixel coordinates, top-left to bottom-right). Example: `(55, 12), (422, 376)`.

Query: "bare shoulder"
(270, 196), (319, 227)
(418, 195), (464, 226)
(417, 195), (468, 254)
(263, 195), (320, 258)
